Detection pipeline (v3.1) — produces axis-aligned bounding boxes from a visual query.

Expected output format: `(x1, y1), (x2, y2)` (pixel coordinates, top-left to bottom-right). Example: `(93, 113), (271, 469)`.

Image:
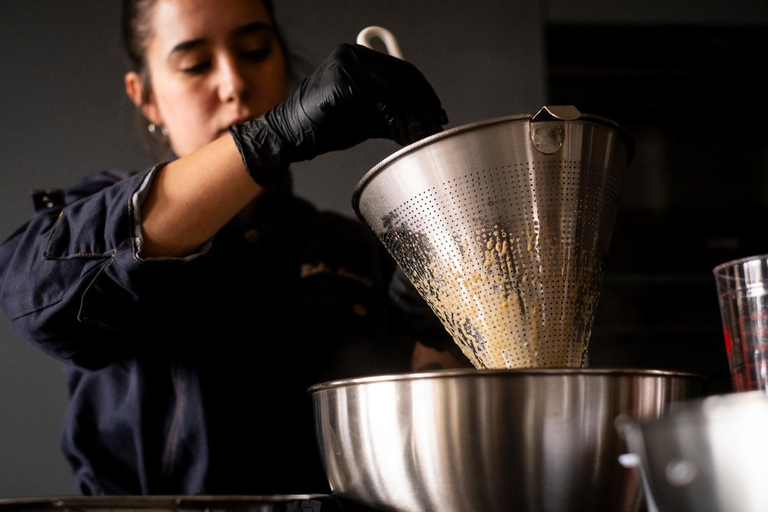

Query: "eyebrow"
(168, 22), (274, 56)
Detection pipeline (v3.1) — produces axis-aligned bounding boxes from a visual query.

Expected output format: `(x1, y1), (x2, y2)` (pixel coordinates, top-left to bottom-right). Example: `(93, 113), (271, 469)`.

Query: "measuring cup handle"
(356, 26), (405, 60)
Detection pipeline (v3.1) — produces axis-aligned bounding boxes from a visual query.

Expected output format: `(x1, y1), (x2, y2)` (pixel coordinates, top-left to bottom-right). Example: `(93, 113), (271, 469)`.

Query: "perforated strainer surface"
(355, 109), (633, 369)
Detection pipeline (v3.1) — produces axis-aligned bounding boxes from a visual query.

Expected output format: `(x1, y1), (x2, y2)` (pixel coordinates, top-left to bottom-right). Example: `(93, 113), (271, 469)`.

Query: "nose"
(217, 54), (249, 104)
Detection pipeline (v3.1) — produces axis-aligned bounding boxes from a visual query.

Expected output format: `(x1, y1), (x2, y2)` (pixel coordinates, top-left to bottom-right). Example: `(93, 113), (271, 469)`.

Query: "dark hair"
(121, 0), (155, 106)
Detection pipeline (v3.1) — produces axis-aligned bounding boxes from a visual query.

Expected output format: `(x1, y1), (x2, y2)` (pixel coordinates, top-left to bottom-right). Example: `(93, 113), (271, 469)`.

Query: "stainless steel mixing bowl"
(309, 368), (704, 512)
(617, 391), (768, 512)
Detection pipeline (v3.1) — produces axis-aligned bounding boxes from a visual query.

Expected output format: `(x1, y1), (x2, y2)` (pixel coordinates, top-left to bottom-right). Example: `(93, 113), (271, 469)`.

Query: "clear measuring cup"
(714, 254), (768, 392)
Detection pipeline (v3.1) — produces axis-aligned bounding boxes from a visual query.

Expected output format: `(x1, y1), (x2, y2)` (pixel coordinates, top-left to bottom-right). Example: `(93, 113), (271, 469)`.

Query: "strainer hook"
(530, 105), (582, 155)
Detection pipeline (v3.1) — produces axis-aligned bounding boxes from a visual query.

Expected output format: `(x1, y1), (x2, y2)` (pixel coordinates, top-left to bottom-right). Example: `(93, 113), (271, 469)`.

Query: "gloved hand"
(229, 43), (448, 187)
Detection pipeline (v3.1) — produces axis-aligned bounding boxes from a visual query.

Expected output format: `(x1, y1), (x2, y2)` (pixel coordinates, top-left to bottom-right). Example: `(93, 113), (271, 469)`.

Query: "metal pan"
(617, 391), (768, 512)
(0, 495), (340, 512)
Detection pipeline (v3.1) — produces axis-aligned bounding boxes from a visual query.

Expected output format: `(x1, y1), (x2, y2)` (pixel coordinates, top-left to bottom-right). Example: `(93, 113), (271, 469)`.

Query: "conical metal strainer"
(353, 106), (634, 369)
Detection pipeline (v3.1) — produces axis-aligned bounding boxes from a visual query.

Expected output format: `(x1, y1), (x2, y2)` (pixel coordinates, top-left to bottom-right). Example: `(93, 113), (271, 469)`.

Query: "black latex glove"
(229, 43), (448, 187)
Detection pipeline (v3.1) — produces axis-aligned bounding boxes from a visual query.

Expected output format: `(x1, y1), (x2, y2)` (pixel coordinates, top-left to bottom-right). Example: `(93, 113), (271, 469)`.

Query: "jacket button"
(244, 228), (260, 245)
(352, 303), (368, 317)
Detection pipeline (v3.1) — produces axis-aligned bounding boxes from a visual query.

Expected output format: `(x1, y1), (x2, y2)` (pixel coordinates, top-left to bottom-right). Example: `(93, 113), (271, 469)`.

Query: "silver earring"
(148, 123), (168, 137)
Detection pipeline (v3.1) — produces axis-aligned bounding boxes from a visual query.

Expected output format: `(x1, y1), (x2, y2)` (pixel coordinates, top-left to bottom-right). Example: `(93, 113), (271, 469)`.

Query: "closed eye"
(243, 46), (272, 62)
(181, 61), (212, 75)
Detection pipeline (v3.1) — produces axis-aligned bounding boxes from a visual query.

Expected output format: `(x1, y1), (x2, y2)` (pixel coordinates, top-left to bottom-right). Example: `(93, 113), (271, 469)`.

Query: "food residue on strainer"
(382, 221), (603, 369)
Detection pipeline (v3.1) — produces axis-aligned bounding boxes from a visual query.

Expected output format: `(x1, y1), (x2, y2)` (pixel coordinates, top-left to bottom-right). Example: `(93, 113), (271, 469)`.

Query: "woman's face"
(126, 0), (289, 157)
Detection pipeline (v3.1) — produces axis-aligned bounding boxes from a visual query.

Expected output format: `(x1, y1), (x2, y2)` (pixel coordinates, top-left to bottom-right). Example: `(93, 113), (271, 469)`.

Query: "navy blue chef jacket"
(0, 165), (435, 495)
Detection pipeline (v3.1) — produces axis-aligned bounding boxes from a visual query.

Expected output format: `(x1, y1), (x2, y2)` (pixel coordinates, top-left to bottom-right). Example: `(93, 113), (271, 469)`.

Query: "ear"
(125, 71), (163, 126)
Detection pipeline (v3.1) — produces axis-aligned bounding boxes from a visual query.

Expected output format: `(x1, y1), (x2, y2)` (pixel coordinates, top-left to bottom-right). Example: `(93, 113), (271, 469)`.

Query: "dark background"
(1, 0), (766, 497)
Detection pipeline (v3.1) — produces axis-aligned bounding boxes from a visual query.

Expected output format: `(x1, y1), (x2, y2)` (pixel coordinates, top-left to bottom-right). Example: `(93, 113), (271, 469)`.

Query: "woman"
(0, 0), (458, 495)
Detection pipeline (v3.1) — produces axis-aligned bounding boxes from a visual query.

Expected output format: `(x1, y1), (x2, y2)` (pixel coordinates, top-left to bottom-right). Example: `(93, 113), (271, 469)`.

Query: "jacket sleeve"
(0, 165), (175, 369)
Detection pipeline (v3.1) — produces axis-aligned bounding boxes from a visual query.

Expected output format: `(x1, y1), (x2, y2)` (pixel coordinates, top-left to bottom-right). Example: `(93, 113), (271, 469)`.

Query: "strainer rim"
(351, 110), (635, 221)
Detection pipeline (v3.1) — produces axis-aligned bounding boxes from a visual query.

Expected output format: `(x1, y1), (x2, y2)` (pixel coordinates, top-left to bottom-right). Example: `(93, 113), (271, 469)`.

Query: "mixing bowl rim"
(351, 110), (635, 220)
(307, 368), (706, 394)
